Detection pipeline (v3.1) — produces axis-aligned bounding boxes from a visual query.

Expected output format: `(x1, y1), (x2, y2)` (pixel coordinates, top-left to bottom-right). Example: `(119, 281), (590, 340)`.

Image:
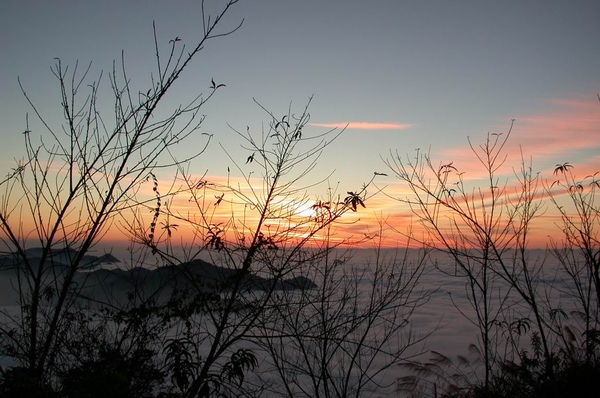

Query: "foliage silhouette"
(0, 0), (244, 394)
(389, 100), (600, 397)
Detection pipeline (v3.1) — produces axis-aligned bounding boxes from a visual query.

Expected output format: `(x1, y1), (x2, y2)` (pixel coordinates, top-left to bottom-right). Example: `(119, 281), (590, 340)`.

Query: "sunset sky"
(1, 0), (599, 248)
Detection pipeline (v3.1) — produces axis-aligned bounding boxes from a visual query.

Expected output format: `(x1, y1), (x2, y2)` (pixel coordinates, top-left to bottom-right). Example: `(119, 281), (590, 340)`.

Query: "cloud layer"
(310, 122), (413, 130)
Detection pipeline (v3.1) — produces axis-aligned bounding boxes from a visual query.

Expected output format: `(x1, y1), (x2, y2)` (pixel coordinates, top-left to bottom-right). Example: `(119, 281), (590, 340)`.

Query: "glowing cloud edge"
(309, 122), (413, 130)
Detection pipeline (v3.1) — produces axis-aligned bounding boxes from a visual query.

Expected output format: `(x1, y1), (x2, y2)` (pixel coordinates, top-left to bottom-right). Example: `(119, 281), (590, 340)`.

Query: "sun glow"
(292, 201), (317, 218)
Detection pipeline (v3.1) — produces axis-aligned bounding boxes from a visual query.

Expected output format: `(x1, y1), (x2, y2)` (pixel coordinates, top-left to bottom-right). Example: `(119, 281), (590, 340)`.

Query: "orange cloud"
(310, 122), (413, 130)
(105, 94), (599, 250)
(371, 160), (582, 249)
(509, 97), (600, 162)
(431, 95), (600, 182)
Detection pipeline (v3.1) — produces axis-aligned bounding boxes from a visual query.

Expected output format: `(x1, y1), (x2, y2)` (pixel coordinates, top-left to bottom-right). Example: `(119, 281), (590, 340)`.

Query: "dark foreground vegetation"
(0, 1), (599, 397)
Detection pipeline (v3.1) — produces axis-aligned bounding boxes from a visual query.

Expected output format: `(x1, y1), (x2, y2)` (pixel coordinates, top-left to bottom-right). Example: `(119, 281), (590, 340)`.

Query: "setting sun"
(1, 1), (599, 396)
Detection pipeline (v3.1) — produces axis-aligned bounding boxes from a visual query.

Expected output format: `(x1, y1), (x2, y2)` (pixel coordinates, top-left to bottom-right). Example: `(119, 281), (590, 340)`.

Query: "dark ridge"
(78, 258), (317, 294)
(0, 248), (120, 271)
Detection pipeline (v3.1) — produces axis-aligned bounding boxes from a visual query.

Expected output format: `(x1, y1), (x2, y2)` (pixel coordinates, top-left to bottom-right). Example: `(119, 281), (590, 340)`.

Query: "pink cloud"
(513, 97), (600, 160)
(310, 122), (413, 130)
(436, 94), (600, 179)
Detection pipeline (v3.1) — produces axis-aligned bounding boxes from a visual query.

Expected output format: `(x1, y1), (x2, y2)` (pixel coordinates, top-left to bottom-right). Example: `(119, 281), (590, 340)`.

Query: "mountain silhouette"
(0, 249), (316, 306)
(0, 248), (119, 271)
(78, 258), (317, 298)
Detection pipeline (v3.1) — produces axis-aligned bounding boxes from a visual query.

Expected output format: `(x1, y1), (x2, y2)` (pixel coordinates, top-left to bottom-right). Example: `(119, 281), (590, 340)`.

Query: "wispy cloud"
(310, 122), (413, 130)
(435, 94), (600, 179)
(513, 97), (600, 160)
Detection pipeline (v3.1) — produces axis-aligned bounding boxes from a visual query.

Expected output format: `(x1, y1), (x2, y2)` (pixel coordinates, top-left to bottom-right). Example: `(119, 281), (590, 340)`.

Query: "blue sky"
(1, 0), (600, 245)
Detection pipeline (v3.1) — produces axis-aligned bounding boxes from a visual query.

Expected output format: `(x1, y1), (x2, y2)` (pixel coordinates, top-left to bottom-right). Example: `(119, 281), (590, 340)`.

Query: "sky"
(1, 0), (600, 248)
